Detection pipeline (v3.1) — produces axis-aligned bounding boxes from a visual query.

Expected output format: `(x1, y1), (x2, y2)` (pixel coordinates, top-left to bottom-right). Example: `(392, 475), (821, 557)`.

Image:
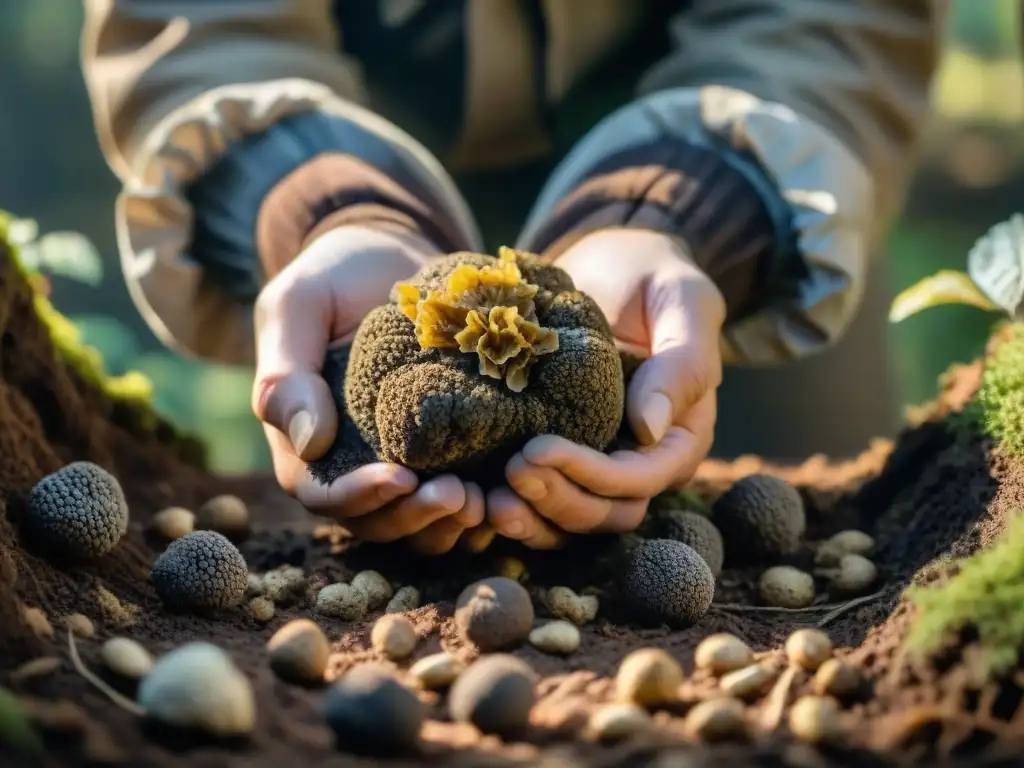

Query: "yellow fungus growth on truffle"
(393, 248), (559, 391)
(455, 306), (559, 392)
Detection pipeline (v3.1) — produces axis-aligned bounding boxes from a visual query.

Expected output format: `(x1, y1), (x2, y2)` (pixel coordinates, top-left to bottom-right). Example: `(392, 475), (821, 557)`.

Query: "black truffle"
(24, 461), (129, 558)
(448, 654), (536, 738)
(622, 539), (715, 628)
(712, 474), (806, 561)
(324, 664), (425, 755)
(455, 577), (534, 652)
(653, 510), (724, 578)
(150, 531), (248, 612)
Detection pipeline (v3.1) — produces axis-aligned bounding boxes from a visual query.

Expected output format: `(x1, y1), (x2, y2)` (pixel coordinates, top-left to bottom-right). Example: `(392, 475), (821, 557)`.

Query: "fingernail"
(420, 481), (460, 511)
(288, 410), (315, 456)
(641, 393), (673, 443)
(516, 477), (546, 501)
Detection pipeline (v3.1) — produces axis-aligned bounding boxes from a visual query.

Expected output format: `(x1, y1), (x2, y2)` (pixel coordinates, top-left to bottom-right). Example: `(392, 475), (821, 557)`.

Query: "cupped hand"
(485, 228), (725, 549)
(251, 225), (484, 554)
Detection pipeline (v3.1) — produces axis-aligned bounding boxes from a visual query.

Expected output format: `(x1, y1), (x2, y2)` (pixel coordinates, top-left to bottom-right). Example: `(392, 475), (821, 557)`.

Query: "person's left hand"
(478, 228), (725, 550)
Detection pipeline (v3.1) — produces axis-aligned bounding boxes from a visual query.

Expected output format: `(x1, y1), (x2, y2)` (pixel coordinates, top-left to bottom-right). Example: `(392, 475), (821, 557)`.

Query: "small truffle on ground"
(818, 553), (878, 595)
(385, 585), (421, 614)
(194, 494), (250, 539)
(546, 586), (599, 625)
(694, 634), (753, 676)
(712, 474), (805, 560)
(317, 583), (368, 621)
(455, 577), (534, 651)
(324, 664), (425, 755)
(24, 461), (129, 558)
(351, 571), (394, 610)
(100, 637), (154, 680)
(449, 654), (536, 738)
(653, 510), (725, 577)
(248, 596), (275, 622)
(262, 565), (306, 603)
(149, 531), (248, 612)
(615, 648), (683, 707)
(622, 539), (715, 627)
(529, 621), (581, 655)
(138, 643), (255, 737)
(267, 619), (330, 685)
(370, 614), (418, 660)
(151, 507), (194, 541)
(815, 530), (875, 566)
(759, 566), (815, 609)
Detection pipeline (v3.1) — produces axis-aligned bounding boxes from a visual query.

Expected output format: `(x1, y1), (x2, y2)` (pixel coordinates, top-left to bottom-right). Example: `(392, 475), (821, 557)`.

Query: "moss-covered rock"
(905, 513), (1024, 678)
(971, 322), (1024, 458)
(310, 248), (624, 485)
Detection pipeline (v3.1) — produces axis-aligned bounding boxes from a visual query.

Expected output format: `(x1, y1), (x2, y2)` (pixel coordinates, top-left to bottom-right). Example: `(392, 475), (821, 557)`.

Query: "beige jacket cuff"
(116, 78), (481, 367)
(519, 84), (872, 367)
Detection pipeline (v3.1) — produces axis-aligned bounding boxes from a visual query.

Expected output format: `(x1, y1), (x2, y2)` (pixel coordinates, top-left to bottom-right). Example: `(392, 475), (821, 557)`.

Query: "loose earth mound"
(1, 236), (1023, 767)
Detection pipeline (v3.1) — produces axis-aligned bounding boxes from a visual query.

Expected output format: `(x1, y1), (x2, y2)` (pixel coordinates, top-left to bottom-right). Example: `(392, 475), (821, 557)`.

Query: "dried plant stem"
(67, 629), (145, 717)
(815, 590), (890, 627)
(712, 590), (887, 619)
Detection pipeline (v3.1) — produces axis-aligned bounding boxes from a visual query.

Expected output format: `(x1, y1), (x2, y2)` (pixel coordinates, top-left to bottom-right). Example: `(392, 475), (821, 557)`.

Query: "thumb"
(252, 276), (339, 462)
(627, 278), (724, 445)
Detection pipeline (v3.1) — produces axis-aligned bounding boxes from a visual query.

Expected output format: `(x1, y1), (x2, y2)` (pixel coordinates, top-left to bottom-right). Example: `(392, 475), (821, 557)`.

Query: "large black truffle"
(324, 664), (425, 755)
(150, 531), (248, 612)
(24, 461), (129, 558)
(712, 474), (806, 561)
(652, 510), (724, 578)
(448, 654), (536, 738)
(622, 539), (715, 628)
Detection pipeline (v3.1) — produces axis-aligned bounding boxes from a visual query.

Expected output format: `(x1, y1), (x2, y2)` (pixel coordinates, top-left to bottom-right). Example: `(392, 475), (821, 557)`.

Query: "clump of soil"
(2, 237), (1024, 767)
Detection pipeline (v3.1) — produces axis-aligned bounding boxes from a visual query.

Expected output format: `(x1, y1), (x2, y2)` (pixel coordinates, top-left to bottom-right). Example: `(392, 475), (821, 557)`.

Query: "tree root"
(67, 629), (145, 717)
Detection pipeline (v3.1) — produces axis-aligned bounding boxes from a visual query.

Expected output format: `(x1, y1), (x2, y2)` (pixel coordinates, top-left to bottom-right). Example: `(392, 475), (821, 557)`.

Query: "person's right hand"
(251, 225), (484, 555)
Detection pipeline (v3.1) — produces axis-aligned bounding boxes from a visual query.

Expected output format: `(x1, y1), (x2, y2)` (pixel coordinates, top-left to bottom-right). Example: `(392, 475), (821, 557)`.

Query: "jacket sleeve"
(517, 0), (948, 366)
(82, 0), (481, 366)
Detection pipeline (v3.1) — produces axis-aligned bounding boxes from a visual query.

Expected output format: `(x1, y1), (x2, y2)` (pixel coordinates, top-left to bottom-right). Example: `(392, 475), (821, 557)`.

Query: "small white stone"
(788, 695), (844, 744)
(317, 583), (368, 621)
(759, 566), (815, 609)
(385, 585), (421, 614)
(152, 507), (194, 541)
(370, 614), (418, 660)
(814, 530), (874, 566)
(99, 637), (154, 680)
(528, 621), (581, 655)
(409, 652), (462, 690)
(786, 629), (834, 671)
(351, 571), (393, 610)
(586, 703), (651, 741)
(821, 554), (878, 595)
(694, 634), (753, 676)
(719, 664), (777, 701)
(138, 643), (255, 736)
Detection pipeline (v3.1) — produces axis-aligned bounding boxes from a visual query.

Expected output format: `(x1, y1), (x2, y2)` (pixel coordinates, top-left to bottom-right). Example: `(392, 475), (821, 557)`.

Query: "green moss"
(0, 686), (44, 763)
(0, 211), (207, 467)
(968, 322), (1024, 457)
(905, 513), (1024, 677)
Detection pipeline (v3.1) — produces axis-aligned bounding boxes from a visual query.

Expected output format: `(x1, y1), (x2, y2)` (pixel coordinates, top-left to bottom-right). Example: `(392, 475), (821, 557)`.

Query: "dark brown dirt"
(2, 240), (1024, 767)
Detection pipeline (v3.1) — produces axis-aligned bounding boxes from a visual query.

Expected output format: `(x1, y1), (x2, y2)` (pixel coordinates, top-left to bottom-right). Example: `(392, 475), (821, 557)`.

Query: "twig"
(711, 590), (887, 618)
(67, 629), (145, 717)
(815, 590), (889, 627)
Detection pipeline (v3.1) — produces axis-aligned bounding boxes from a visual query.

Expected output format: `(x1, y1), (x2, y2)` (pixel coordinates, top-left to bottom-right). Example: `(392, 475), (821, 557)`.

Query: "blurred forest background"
(0, 0), (1021, 474)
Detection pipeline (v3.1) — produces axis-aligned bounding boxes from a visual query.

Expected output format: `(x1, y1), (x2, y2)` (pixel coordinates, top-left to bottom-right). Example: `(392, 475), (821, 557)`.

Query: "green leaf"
(0, 686), (45, 762)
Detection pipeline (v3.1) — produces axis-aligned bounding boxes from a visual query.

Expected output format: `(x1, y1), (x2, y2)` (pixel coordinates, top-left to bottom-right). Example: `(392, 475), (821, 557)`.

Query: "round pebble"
(586, 703), (651, 741)
(99, 637), (154, 680)
(409, 652), (462, 690)
(615, 648), (683, 707)
(351, 571), (393, 611)
(325, 664), (425, 755)
(63, 613), (95, 639)
(194, 495), (250, 540)
(815, 530), (874, 566)
(812, 659), (864, 700)
(317, 583), (368, 621)
(455, 577), (534, 651)
(249, 596), (275, 623)
(262, 566), (306, 603)
(546, 586), (599, 625)
(825, 554), (878, 595)
(786, 629), (834, 671)
(758, 566), (815, 609)
(138, 643), (255, 736)
(694, 634), (753, 676)
(788, 695), (843, 744)
(385, 585), (421, 614)
(152, 507), (194, 541)
(719, 664), (777, 701)
(449, 654), (536, 738)
(267, 619), (330, 685)
(370, 615), (418, 660)
(684, 697), (748, 742)
(528, 621), (580, 655)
